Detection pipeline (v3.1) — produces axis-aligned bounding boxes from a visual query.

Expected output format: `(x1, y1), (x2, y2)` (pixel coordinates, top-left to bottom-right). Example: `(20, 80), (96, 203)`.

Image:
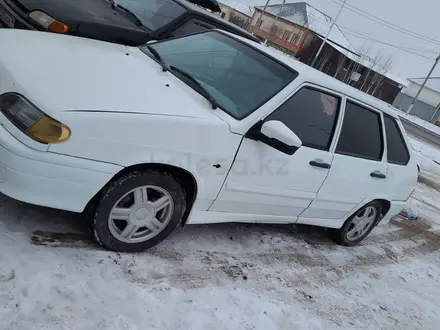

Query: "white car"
(0, 29), (417, 252)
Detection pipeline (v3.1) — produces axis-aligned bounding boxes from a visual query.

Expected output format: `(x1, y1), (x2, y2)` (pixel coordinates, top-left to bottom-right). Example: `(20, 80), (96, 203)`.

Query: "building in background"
(218, 0), (253, 29)
(217, 1), (407, 104)
(247, 2), (319, 55)
(393, 78), (440, 124)
(297, 37), (408, 104)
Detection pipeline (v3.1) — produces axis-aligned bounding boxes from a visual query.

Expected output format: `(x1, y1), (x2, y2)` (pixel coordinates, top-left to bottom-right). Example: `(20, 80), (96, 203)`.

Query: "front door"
(209, 86), (343, 222)
(301, 99), (388, 223)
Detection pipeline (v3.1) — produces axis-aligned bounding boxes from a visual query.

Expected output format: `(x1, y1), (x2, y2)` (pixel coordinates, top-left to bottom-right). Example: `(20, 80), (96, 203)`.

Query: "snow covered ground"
(1, 136), (440, 329)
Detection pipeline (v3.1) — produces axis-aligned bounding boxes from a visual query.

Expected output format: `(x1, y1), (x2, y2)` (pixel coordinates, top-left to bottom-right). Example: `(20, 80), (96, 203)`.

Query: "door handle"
(370, 172), (386, 179)
(309, 160), (331, 169)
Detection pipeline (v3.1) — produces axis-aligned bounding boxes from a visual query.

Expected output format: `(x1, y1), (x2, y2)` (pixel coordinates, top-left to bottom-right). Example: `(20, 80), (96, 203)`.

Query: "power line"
(308, 14), (438, 59)
(340, 28), (436, 60)
(337, 25), (439, 54)
(325, 0), (440, 46)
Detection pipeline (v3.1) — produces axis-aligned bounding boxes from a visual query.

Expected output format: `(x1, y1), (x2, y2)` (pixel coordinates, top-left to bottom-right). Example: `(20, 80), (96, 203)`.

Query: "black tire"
(330, 201), (382, 247)
(92, 170), (186, 252)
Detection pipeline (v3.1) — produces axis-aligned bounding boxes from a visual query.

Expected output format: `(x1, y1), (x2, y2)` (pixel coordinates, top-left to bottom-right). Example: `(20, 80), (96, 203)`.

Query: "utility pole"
(256, 0), (270, 45)
(310, 0), (347, 68)
(269, 0), (286, 38)
(406, 54), (440, 114)
(257, 0), (270, 24)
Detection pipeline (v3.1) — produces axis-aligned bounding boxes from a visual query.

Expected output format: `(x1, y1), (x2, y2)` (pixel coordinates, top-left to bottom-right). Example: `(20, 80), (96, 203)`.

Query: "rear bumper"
(378, 201), (407, 225)
(0, 124), (122, 212)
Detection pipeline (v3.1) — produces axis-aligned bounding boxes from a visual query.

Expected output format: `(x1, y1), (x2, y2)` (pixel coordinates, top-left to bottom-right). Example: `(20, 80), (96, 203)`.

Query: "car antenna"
(108, 0), (116, 9)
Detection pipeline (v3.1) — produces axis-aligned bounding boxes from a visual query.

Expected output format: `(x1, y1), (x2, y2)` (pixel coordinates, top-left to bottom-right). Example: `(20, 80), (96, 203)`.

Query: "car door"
(209, 85), (343, 222)
(382, 114), (417, 201)
(301, 99), (388, 223)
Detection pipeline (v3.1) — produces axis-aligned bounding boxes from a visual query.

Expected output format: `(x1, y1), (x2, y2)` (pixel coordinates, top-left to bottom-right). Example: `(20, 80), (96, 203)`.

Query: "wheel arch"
(84, 163), (198, 226)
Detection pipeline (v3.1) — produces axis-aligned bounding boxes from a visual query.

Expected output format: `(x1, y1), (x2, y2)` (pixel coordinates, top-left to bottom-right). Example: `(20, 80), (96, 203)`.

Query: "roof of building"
(218, 0), (253, 16)
(409, 77), (440, 93)
(254, 2), (356, 53)
(223, 29), (402, 118)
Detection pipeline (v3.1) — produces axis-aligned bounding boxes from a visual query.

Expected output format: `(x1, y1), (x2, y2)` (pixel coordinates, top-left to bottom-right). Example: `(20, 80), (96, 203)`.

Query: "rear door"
(382, 114), (417, 201)
(300, 99), (388, 223)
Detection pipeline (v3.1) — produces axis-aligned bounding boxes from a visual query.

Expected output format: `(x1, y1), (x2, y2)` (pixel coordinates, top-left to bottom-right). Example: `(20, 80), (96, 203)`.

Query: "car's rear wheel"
(330, 201), (382, 246)
(92, 170), (186, 252)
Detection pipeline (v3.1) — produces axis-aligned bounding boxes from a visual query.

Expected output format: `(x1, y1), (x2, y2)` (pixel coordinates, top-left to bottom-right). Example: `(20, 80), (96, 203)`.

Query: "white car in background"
(0, 29), (418, 252)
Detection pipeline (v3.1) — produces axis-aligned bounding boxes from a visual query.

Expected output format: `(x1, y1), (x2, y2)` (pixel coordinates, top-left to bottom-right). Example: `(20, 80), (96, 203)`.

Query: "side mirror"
(260, 120), (302, 148)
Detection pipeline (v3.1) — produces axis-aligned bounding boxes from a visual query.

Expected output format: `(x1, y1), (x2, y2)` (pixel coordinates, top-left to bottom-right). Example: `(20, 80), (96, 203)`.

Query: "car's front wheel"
(92, 170), (186, 252)
(330, 201), (382, 246)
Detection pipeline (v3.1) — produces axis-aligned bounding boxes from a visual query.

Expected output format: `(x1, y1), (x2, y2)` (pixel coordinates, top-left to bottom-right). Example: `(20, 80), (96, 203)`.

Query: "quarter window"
(384, 114), (410, 165)
(336, 101), (383, 161)
(265, 87), (340, 150)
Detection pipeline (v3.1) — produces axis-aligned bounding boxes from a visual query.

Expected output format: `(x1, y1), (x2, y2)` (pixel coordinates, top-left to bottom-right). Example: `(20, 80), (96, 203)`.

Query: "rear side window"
(384, 115), (410, 165)
(336, 101), (383, 161)
(265, 87), (340, 150)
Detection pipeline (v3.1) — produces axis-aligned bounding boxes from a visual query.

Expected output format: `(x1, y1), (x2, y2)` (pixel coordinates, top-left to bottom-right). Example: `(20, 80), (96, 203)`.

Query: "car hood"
(11, 0), (143, 28)
(0, 30), (221, 121)
(8, 0), (151, 45)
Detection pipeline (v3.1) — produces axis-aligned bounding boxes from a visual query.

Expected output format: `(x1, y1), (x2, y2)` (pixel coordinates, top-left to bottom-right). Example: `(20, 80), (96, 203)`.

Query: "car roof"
(217, 30), (401, 119)
(174, 0), (261, 43)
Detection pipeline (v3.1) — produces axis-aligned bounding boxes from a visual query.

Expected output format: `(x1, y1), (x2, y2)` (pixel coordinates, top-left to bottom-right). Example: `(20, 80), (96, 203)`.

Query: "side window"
(335, 101), (383, 161)
(383, 114), (410, 165)
(265, 87), (340, 150)
(171, 20), (214, 38)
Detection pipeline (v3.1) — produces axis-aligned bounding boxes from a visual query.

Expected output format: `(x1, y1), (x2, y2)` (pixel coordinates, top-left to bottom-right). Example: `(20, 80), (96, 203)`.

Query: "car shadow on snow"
(2, 192), (437, 258)
(0, 192), (334, 251)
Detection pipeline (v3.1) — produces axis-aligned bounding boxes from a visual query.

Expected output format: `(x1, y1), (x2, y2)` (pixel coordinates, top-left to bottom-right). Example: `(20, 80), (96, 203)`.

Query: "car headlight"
(0, 93), (71, 143)
(29, 10), (68, 33)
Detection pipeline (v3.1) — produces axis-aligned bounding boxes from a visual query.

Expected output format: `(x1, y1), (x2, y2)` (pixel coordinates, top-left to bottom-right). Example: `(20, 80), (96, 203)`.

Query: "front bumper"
(0, 123), (121, 212)
(379, 201), (407, 225)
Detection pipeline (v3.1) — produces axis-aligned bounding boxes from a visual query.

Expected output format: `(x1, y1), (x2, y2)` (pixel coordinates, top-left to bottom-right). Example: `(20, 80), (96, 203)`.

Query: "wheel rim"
(346, 206), (377, 242)
(108, 185), (174, 244)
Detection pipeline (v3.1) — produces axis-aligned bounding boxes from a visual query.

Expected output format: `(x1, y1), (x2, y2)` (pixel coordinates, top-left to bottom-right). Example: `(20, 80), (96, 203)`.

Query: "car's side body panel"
(49, 111), (242, 212)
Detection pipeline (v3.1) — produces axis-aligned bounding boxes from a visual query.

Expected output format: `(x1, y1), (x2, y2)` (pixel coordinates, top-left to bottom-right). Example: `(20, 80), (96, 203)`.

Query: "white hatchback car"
(0, 29), (417, 252)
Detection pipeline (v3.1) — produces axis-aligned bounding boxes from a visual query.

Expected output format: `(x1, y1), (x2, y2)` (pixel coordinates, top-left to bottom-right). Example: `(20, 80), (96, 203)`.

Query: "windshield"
(140, 31), (296, 119)
(115, 0), (186, 31)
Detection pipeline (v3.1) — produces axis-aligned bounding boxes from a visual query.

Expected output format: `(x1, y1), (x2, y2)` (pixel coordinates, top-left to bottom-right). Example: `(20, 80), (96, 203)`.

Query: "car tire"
(330, 201), (382, 247)
(92, 170), (186, 252)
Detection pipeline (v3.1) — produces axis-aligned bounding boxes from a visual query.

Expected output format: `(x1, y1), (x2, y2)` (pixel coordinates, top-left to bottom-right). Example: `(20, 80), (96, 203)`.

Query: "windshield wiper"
(146, 45), (168, 72)
(116, 4), (143, 27)
(170, 65), (218, 110)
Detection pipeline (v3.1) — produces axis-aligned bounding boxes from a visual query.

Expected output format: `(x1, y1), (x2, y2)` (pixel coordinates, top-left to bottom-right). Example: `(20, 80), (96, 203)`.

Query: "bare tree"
(341, 44), (370, 86)
(365, 50), (393, 95)
(333, 53), (348, 79)
(316, 49), (333, 72)
(371, 56), (393, 96)
(360, 49), (384, 92)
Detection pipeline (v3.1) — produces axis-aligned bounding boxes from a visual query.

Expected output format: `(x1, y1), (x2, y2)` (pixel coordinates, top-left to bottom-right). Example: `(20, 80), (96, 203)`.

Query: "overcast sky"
(242, 0), (440, 80)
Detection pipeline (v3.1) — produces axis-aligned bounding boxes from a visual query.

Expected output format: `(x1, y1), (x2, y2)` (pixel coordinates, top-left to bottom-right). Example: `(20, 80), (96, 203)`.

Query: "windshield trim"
(140, 30), (299, 120)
